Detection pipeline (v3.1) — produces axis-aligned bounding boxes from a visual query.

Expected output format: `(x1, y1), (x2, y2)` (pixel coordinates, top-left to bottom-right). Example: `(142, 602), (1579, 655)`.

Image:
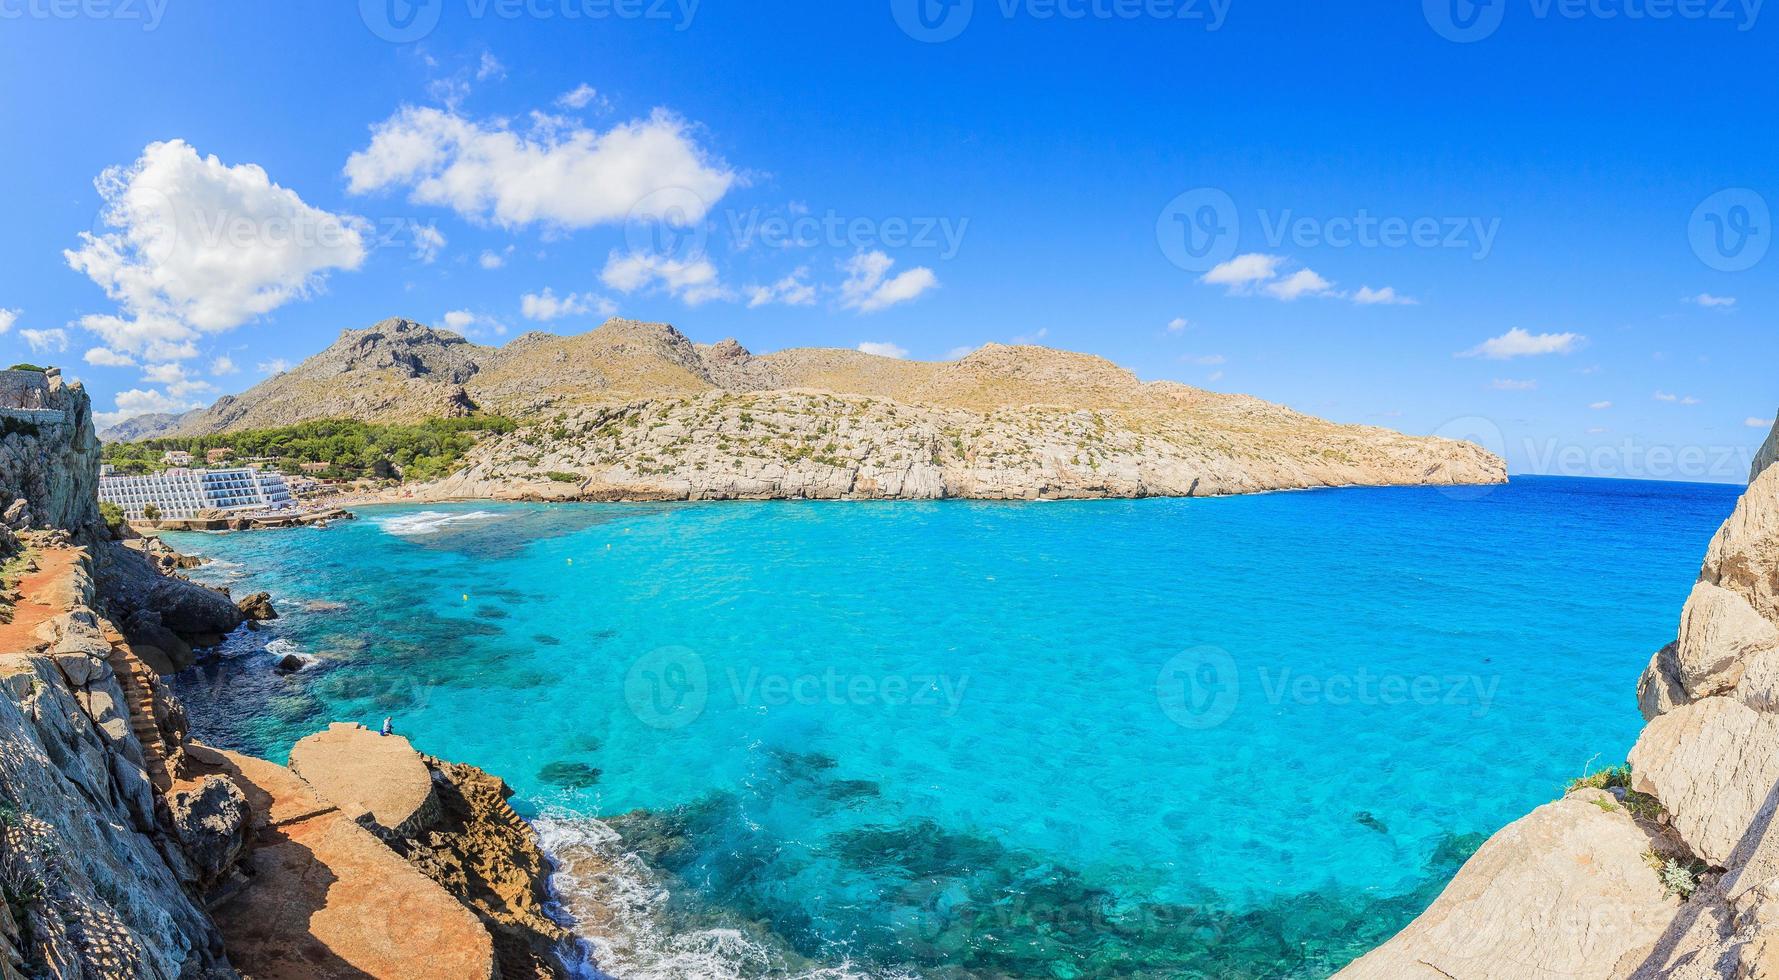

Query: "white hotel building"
(98, 466), (297, 520)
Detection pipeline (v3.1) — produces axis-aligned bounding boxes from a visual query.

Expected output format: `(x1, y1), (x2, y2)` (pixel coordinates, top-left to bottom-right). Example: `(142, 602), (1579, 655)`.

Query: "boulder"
(122, 607), (193, 674)
(1701, 451), (1779, 626)
(163, 776), (252, 889)
(237, 591), (278, 621)
(1737, 648), (1779, 713)
(1639, 642), (1690, 721)
(1630, 697), (1779, 869)
(1336, 791), (1678, 979)
(1673, 582), (1779, 699)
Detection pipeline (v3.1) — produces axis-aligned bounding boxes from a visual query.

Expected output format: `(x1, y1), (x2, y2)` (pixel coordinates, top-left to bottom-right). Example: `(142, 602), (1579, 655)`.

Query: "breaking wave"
(376, 510), (502, 536)
(533, 815), (909, 980)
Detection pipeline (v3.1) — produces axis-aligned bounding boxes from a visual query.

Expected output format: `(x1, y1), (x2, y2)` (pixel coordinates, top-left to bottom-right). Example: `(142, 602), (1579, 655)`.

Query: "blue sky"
(0, 0), (1773, 481)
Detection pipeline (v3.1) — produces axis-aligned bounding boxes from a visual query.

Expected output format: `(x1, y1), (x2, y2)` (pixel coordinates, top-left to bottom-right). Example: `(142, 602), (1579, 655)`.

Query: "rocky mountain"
(108, 316), (1508, 498)
(99, 410), (195, 443)
(1341, 418), (1779, 979)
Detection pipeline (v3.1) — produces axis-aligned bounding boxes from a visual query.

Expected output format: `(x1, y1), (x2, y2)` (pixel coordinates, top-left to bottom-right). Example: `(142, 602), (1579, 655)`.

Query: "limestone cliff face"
(0, 368), (100, 532)
(1342, 417), (1779, 980)
(0, 547), (238, 979)
(417, 388), (1505, 503)
(108, 317), (1507, 499)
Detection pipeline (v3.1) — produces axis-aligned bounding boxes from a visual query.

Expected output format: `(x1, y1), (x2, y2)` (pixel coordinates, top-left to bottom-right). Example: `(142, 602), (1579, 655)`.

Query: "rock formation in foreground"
(2, 377), (574, 978)
(106, 317), (1506, 500)
(0, 541), (576, 979)
(1341, 417), (1779, 979)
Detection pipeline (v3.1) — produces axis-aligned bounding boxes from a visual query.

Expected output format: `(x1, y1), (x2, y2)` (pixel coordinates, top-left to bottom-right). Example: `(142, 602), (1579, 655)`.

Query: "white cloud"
(556, 84), (605, 111)
(65, 139), (366, 362)
(441, 310), (508, 339)
(0, 308), (15, 335)
(839, 251), (938, 313)
(94, 387), (207, 430)
(210, 355), (237, 375)
(1654, 391), (1701, 405)
(600, 251), (728, 305)
(1166, 317), (1189, 333)
(1201, 253), (1284, 289)
(1490, 378), (1537, 391)
(1688, 293), (1736, 309)
(1587, 426), (1608, 434)
(1181, 353), (1227, 365)
(345, 105), (736, 232)
(1352, 285), (1418, 306)
(476, 52), (506, 81)
(945, 345), (979, 359)
(1264, 268), (1334, 301)
(84, 347), (137, 368)
(478, 248), (509, 269)
(1747, 417), (1775, 429)
(412, 223), (446, 263)
(1207, 369), (1224, 382)
(745, 268), (817, 308)
(1589, 400), (1612, 410)
(140, 361), (216, 399)
(1011, 327), (1049, 345)
(1201, 254), (1408, 305)
(20, 328), (68, 353)
(1458, 328), (1585, 359)
(257, 358), (290, 375)
(520, 288), (615, 321)
(857, 341), (909, 359)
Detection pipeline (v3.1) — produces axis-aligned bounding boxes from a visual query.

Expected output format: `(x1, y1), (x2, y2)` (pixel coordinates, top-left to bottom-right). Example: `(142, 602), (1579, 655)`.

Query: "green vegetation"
(1566, 761), (1663, 821)
(6, 363), (46, 372)
(98, 501), (125, 534)
(544, 471), (582, 484)
(1645, 850), (1710, 900)
(101, 415), (516, 483)
(141, 503), (162, 522)
(1567, 762), (1633, 794)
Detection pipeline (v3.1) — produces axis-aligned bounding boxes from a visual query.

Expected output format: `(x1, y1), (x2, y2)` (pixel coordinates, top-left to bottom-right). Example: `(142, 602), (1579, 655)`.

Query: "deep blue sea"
(165, 476), (1740, 979)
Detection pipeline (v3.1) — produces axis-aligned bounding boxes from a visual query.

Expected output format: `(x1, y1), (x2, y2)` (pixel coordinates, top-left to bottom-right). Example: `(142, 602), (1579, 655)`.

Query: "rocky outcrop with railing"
(0, 368), (98, 533)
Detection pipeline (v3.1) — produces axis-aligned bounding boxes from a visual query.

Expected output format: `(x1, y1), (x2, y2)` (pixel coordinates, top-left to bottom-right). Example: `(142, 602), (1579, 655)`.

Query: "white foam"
(533, 816), (912, 980)
(376, 510), (502, 537)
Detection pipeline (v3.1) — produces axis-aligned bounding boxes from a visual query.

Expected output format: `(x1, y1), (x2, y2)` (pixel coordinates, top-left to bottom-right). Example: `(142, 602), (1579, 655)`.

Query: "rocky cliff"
(105, 317), (1507, 499)
(1341, 417), (1779, 979)
(0, 368), (100, 534)
(0, 542), (576, 979)
(2, 374), (575, 978)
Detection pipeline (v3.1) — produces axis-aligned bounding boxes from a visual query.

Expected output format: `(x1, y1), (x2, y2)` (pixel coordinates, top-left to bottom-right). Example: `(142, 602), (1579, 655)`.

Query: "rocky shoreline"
(1, 378), (585, 978)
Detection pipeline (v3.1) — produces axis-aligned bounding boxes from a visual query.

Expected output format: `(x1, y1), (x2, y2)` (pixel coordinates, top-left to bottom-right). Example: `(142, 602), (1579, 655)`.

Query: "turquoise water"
(165, 477), (1740, 979)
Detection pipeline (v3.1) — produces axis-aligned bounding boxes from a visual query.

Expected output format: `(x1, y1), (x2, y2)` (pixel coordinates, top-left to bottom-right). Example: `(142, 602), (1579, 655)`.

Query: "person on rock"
(381, 717), (393, 737)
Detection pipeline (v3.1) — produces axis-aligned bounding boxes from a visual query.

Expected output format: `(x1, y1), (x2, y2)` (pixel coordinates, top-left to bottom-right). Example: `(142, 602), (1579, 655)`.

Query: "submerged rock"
(538, 760), (602, 789)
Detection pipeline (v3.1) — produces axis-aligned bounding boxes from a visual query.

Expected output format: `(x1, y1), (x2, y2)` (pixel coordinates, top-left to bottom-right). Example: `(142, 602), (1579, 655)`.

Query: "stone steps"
(105, 633), (171, 791)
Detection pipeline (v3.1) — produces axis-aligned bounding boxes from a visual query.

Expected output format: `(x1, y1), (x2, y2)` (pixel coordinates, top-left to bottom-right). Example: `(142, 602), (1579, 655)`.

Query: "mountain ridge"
(99, 315), (1508, 500)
